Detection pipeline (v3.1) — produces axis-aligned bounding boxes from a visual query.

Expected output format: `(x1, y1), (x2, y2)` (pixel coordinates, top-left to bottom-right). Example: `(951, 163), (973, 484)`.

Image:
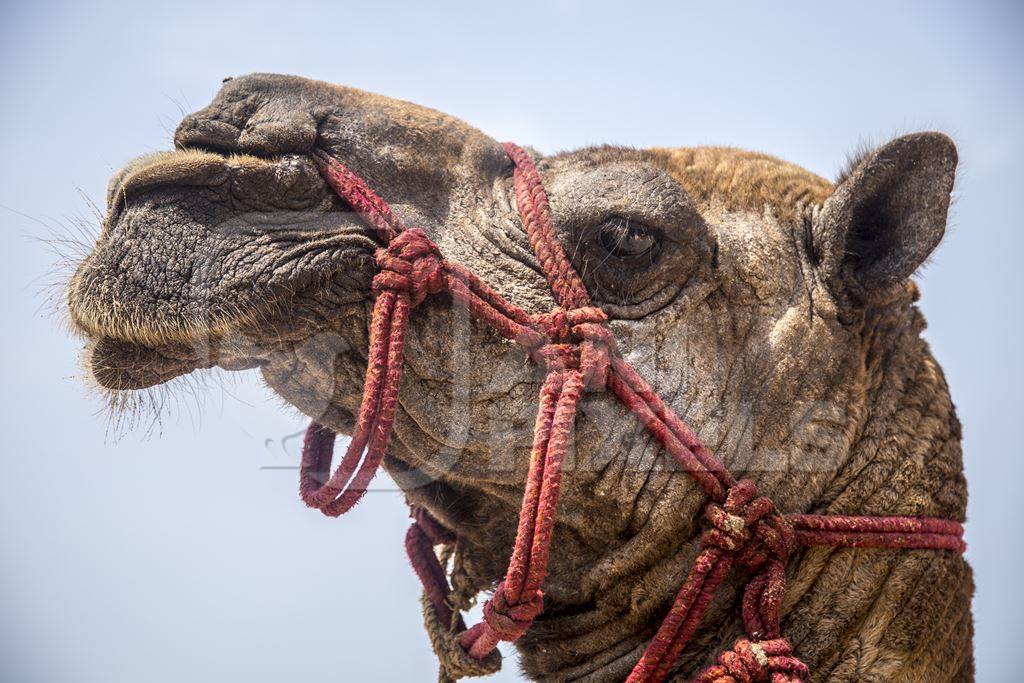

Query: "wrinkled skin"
(67, 74), (972, 681)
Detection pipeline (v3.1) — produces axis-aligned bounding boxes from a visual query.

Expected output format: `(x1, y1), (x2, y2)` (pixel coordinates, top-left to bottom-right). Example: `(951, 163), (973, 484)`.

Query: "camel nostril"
(174, 114), (244, 155)
(238, 113), (318, 155)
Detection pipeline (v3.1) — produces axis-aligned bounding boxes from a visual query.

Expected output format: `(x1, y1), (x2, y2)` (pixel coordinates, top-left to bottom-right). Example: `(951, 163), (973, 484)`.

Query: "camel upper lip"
(103, 149), (232, 231)
(69, 148), (378, 390)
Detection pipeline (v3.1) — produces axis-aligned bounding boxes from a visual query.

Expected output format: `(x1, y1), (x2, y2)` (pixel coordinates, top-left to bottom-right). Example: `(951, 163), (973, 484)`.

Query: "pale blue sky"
(1, 1), (1021, 681)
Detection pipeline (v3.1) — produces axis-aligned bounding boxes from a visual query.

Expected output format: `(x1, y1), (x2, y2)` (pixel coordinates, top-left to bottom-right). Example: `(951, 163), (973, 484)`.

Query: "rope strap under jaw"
(301, 144), (966, 682)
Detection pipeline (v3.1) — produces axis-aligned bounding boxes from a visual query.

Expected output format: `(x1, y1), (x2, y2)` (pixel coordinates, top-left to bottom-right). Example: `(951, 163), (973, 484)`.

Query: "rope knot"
(532, 343), (578, 372)
(372, 227), (445, 306)
(481, 581), (544, 642)
(533, 306), (608, 342)
(531, 307), (614, 388)
(703, 480), (794, 573)
(694, 638), (809, 683)
(537, 307), (571, 341)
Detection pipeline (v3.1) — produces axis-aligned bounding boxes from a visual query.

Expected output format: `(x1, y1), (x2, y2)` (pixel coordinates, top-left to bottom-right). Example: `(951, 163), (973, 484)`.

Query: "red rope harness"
(299, 144), (966, 682)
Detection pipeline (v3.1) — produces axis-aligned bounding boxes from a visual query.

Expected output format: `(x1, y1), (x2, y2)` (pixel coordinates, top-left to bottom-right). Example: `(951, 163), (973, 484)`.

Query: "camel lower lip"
(88, 336), (205, 390)
(87, 333), (271, 391)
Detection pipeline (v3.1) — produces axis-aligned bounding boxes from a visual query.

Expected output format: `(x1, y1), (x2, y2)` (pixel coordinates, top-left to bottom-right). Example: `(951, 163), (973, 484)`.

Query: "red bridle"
(298, 143), (965, 682)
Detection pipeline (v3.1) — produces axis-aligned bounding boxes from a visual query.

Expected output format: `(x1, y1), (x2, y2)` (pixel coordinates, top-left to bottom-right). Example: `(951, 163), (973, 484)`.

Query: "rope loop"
(372, 227), (445, 306)
(693, 638), (808, 683)
(420, 594), (502, 681)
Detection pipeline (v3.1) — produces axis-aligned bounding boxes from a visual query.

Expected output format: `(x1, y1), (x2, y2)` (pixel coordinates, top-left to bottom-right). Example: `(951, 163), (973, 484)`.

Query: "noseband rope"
(300, 144), (965, 682)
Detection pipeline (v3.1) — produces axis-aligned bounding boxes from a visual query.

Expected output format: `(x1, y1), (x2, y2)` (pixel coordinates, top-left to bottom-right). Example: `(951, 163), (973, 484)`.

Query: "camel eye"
(597, 217), (658, 258)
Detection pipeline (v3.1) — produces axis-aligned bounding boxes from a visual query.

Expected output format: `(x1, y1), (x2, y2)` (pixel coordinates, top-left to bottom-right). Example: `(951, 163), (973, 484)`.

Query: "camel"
(67, 74), (972, 681)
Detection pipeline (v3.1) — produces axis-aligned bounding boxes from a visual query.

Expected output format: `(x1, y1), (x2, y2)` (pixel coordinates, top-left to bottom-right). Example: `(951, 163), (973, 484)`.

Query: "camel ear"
(815, 133), (957, 295)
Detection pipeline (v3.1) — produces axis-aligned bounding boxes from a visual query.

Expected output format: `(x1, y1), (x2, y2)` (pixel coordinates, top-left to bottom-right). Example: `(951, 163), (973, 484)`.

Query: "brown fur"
(651, 147), (834, 223)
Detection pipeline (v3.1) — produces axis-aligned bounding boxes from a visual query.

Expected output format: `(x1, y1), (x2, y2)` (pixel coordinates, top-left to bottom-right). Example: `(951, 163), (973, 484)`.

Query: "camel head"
(67, 74), (968, 680)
